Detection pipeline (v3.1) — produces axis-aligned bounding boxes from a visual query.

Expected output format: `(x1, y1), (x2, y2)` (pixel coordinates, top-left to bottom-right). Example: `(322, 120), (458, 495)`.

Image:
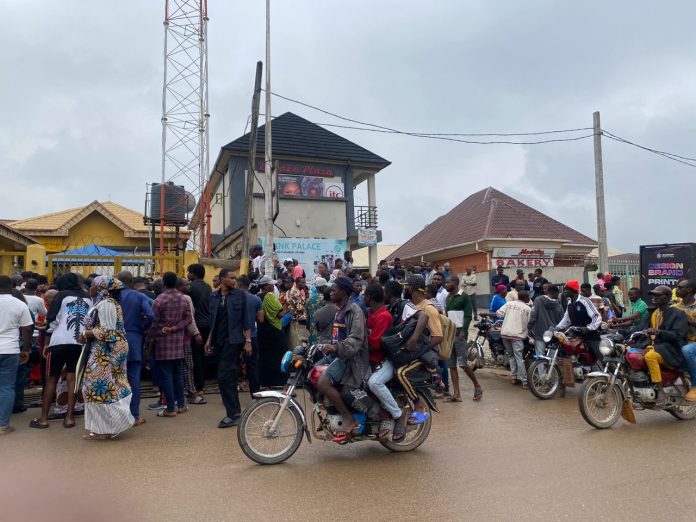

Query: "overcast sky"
(2, 1), (695, 253)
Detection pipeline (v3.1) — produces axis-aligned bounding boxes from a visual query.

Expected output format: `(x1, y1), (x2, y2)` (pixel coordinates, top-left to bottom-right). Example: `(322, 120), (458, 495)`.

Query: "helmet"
(309, 365), (328, 388)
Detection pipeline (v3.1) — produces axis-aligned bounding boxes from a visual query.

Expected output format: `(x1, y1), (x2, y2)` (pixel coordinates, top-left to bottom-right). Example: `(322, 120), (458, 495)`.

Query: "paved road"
(4, 369), (696, 522)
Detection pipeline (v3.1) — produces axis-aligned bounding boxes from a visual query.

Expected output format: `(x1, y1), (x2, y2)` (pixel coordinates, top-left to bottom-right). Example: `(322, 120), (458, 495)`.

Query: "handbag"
(381, 317), (431, 367)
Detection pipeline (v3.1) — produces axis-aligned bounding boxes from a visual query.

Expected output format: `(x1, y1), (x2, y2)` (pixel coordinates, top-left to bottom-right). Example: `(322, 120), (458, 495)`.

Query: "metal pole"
(263, 0), (274, 277)
(240, 61), (263, 276)
(159, 12), (169, 273)
(593, 111), (609, 274)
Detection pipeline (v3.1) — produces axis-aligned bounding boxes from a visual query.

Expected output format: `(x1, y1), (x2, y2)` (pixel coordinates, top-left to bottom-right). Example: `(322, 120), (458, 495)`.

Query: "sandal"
(192, 396), (207, 405)
(29, 419), (49, 429)
(407, 411), (430, 426)
(332, 419), (358, 442)
(82, 432), (110, 441)
(157, 410), (177, 418)
(63, 419), (76, 429)
(445, 396), (462, 403)
(392, 419), (407, 442)
(177, 406), (189, 414)
(473, 387), (483, 401)
(378, 419), (395, 439)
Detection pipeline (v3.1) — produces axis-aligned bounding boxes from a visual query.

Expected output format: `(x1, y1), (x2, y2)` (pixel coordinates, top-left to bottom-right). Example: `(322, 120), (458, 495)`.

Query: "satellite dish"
(185, 192), (196, 213)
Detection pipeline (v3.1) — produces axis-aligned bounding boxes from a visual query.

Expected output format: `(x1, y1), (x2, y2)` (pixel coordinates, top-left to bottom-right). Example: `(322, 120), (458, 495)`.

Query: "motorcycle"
(467, 317), (534, 371)
(526, 327), (597, 400)
(237, 344), (438, 465)
(578, 331), (696, 429)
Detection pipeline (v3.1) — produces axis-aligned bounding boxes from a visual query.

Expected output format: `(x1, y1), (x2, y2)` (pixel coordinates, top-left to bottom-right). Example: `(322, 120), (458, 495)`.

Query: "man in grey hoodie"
(528, 285), (564, 355)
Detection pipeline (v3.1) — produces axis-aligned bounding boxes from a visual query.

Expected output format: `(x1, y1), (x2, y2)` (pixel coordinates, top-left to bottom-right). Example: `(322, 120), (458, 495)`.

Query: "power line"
(266, 90), (592, 137)
(603, 130), (696, 168)
(314, 122), (595, 145)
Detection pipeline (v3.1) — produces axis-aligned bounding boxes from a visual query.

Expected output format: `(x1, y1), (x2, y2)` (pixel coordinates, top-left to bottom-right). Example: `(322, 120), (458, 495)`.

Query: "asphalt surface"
(3, 368), (696, 522)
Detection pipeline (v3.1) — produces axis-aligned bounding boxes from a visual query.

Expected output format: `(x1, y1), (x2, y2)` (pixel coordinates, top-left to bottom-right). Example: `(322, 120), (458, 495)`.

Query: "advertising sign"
(323, 181), (344, 198)
(278, 175), (325, 198)
(260, 237), (347, 277)
(491, 247), (556, 269)
(357, 228), (378, 247)
(640, 243), (696, 301)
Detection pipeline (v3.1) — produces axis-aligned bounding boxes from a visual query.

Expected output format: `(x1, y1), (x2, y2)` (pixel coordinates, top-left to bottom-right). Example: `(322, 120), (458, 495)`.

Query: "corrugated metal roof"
(389, 187), (596, 260)
(223, 112), (391, 167)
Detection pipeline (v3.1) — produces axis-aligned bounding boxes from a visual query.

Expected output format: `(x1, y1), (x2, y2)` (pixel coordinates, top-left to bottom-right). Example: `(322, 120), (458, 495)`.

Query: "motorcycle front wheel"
(380, 396), (431, 453)
(578, 378), (622, 429)
(237, 397), (304, 465)
(668, 402), (696, 420)
(527, 359), (561, 400)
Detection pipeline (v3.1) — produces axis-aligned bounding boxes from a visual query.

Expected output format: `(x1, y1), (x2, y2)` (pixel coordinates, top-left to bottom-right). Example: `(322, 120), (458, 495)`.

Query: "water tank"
(149, 182), (194, 224)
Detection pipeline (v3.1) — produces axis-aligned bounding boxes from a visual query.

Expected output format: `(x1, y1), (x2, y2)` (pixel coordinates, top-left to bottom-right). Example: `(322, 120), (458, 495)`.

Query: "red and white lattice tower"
(159, 0), (211, 256)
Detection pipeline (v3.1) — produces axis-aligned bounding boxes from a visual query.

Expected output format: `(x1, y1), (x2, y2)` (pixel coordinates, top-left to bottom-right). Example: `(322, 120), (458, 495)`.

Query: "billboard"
(260, 237), (348, 278)
(491, 247), (556, 269)
(640, 243), (696, 301)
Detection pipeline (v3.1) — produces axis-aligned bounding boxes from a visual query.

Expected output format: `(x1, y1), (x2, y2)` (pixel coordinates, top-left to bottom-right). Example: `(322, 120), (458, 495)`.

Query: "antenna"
(159, 0), (210, 256)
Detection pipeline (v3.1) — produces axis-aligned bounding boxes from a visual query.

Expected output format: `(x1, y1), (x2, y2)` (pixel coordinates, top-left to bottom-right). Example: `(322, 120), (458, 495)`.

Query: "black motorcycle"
(467, 317), (534, 371)
(237, 344), (438, 465)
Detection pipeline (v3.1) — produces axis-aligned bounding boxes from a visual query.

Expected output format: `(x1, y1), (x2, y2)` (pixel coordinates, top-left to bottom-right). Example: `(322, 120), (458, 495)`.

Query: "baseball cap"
(603, 274), (613, 283)
(649, 285), (672, 296)
(565, 280), (580, 292)
(495, 284), (507, 293)
(406, 274), (426, 292)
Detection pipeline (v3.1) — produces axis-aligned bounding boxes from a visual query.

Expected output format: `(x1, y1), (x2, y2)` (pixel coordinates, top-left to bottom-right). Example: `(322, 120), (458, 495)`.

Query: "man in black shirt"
(206, 269), (253, 428)
(187, 264), (212, 405)
(491, 266), (510, 291)
(531, 268), (549, 300)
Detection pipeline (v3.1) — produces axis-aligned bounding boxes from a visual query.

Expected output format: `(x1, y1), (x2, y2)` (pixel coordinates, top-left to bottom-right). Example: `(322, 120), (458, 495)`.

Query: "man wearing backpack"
(445, 275), (483, 402)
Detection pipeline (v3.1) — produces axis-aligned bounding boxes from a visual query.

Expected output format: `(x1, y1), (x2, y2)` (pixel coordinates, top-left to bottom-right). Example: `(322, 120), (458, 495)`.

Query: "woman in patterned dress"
(81, 276), (134, 440)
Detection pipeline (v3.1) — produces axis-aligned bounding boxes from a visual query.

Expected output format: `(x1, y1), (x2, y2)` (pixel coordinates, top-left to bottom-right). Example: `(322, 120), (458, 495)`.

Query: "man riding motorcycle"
(315, 276), (371, 441)
(642, 285), (688, 407)
(555, 279), (603, 364)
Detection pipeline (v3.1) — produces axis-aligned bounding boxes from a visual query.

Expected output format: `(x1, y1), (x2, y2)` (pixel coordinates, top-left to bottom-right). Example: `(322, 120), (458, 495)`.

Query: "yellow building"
(9, 200), (188, 254)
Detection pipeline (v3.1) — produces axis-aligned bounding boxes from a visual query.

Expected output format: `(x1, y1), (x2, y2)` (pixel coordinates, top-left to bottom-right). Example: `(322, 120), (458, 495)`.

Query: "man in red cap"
(555, 279), (603, 363)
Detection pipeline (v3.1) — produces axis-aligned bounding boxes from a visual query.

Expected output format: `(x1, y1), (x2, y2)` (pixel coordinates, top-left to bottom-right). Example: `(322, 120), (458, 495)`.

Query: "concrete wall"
(253, 196), (347, 240)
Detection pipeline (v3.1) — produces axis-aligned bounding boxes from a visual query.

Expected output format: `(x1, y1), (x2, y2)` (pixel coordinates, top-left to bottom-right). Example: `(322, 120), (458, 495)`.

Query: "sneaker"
(0, 426), (15, 435)
(521, 383), (529, 390)
(686, 389), (696, 402)
(148, 401), (166, 411)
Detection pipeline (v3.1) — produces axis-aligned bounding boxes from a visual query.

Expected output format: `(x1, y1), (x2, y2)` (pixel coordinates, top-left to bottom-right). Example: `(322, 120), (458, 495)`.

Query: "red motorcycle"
(578, 331), (696, 429)
(527, 327), (597, 400)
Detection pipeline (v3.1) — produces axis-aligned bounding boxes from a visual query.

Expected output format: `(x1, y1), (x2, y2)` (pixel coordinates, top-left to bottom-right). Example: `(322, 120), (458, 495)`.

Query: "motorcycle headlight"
(599, 338), (614, 356)
(280, 351), (293, 373)
(543, 330), (554, 343)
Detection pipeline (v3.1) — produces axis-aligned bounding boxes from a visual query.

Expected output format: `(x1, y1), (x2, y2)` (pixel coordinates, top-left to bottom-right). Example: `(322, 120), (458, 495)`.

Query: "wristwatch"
(245, 338), (252, 343)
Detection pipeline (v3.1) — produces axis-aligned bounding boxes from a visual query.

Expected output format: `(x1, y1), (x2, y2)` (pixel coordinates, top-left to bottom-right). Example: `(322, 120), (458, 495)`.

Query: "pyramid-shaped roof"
(223, 112), (390, 167)
(389, 187), (596, 260)
(10, 201), (186, 238)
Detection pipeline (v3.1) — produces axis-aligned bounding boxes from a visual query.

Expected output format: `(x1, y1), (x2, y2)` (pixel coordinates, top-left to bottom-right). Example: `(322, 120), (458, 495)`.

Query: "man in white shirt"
(497, 290), (532, 388)
(0, 276), (33, 434)
(460, 267), (478, 319)
(432, 272), (448, 310)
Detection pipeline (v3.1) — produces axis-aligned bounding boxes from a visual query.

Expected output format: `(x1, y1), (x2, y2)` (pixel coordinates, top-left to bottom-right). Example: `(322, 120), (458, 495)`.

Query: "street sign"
(358, 228), (378, 246)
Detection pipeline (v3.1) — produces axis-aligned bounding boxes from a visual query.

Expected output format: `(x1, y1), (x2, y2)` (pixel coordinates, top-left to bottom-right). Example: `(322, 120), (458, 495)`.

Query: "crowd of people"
(1, 252), (694, 440)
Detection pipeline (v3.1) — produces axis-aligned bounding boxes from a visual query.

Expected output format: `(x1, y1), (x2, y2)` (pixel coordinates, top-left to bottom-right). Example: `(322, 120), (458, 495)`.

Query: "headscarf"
(92, 275), (125, 304)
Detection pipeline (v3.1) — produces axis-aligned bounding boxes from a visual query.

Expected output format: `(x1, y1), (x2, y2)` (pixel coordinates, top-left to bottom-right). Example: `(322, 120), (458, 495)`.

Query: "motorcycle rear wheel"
(527, 360), (561, 400)
(578, 378), (622, 429)
(237, 397), (304, 465)
(466, 340), (480, 372)
(380, 398), (431, 453)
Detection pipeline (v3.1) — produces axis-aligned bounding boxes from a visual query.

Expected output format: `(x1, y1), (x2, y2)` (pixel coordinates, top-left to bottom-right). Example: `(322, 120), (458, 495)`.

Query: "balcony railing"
(354, 206), (378, 229)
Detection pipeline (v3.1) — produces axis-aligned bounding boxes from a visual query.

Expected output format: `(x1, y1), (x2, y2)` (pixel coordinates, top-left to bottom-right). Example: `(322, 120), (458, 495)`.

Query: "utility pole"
(240, 61), (263, 276)
(263, 0), (274, 278)
(593, 111), (609, 274)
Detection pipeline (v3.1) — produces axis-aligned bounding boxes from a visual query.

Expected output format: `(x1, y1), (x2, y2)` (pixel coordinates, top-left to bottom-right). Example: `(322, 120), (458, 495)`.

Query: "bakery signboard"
(491, 248), (556, 269)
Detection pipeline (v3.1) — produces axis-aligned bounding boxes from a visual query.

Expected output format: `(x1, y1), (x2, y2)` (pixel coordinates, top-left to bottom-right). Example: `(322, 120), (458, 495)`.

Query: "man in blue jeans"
(149, 272), (192, 418)
(0, 276), (34, 435)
